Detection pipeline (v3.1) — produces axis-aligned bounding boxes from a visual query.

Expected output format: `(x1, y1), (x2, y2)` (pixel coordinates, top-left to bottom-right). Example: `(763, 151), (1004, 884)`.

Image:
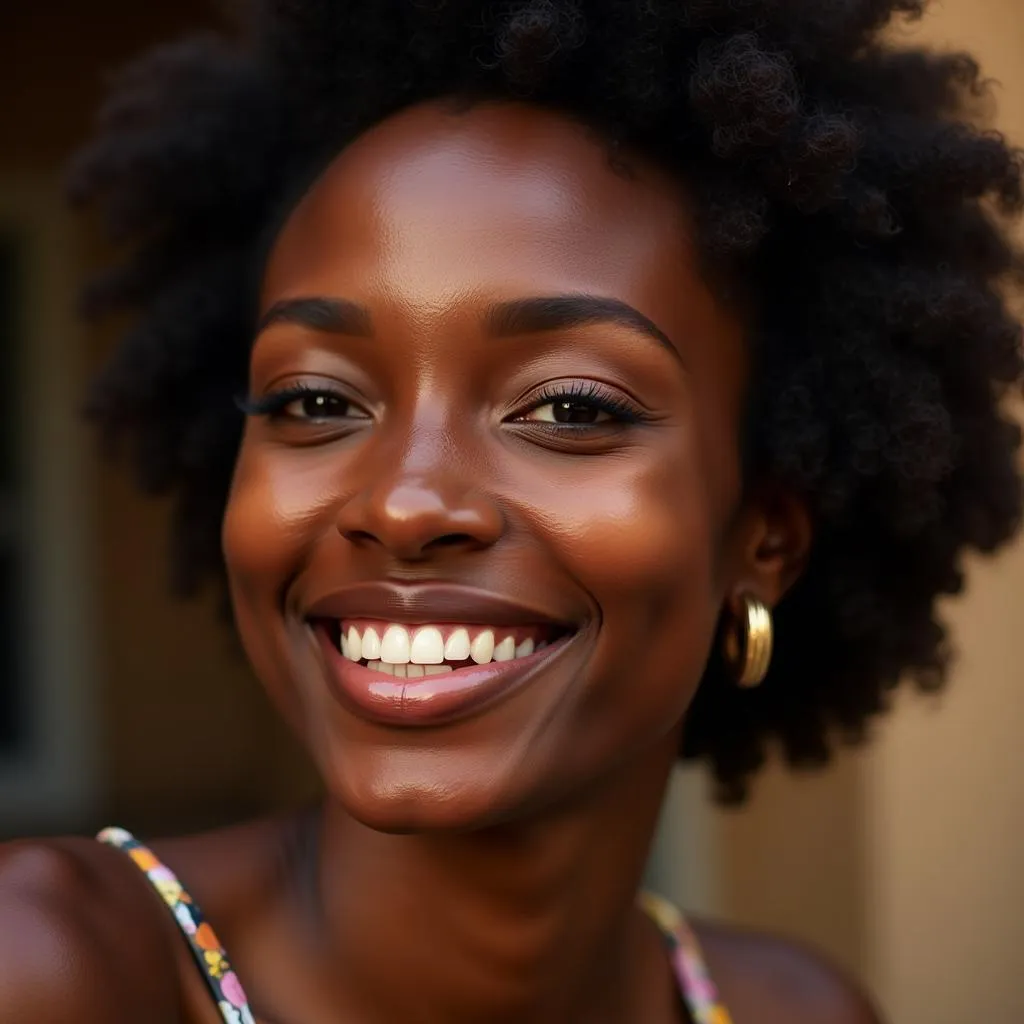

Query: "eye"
(521, 399), (613, 425)
(513, 380), (643, 428)
(239, 385), (371, 423)
(281, 391), (369, 422)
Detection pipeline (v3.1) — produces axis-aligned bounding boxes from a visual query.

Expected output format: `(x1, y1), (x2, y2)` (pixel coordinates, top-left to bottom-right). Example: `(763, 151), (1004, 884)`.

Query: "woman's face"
(224, 100), (776, 831)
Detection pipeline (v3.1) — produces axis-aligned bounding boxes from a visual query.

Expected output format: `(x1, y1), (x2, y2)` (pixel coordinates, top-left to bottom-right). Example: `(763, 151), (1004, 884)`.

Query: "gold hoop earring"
(723, 594), (773, 688)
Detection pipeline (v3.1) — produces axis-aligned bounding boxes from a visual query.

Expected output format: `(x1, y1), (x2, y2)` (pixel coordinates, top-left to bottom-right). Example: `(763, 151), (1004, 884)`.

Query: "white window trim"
(0, 178), (97, 830)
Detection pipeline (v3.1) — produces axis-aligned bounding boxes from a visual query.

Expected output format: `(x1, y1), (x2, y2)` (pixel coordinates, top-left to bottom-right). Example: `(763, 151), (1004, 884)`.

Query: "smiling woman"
(224, 100), (753, 848)
(0, 1), (1021, 1023)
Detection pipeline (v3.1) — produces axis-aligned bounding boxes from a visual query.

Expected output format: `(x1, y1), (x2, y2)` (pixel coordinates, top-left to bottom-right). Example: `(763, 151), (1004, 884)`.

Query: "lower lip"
(316, 628), (573, 728)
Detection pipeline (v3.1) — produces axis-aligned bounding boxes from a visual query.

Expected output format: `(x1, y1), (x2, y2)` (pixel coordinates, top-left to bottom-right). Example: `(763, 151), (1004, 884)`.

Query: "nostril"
(429, 533), (477, 549)
(339, 528), (488, 557)
(341, 529), (379, 547)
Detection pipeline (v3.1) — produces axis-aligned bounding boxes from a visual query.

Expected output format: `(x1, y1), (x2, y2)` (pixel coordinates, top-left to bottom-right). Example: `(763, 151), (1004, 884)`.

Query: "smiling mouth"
(319, 619), (570, 678)
(305, 583), (583, 727)
(311, 615), (580, 727)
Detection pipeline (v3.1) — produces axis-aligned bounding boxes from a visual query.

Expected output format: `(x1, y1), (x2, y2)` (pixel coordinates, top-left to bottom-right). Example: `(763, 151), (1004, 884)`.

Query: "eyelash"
(237, 380), (646, 424)
(236, 384), (359, 419)
(520, 380), (645, 425)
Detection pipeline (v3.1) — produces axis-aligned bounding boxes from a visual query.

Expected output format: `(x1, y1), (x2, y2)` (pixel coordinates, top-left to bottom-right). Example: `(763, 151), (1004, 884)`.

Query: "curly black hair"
(69, 0), (1024, 801)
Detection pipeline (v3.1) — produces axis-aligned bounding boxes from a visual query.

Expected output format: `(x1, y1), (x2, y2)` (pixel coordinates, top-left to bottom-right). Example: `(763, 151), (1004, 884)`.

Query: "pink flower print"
(150, 867), (185, 904)
(221, 971), (249, 1009)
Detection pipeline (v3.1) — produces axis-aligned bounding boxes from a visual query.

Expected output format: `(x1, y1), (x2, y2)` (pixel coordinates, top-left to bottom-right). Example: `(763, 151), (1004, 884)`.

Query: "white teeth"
(341, 620), (554, 669)
(361, 627), (381, 660)
(365, 661), (451, 677)
(444, 628), (471, 661)
(380, 625), (411, 664)
(493, 636), (516, 662)
(470, 630), (495, 664)
(346, 627), (362, 663)
(410, 627), (445, 665)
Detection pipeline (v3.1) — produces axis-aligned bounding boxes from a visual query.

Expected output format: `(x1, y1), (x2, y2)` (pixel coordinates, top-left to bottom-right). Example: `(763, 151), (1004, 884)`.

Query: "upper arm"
(0, 840), (182, 1024)
(695, 920), (885, 1024)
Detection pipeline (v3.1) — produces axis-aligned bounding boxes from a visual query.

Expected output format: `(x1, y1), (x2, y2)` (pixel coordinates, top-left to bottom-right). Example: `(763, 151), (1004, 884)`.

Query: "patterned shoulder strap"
(98, 827), (256, 1024)
(638, 891), (734, 1024)
(99, 827), (724, 1024)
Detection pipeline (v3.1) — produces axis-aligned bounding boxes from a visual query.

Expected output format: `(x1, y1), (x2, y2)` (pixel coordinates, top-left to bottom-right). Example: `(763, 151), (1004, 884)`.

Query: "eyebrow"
(257, 297), (373, 336)
(257, 293), (680, 358)
(484, 295), (679, 357)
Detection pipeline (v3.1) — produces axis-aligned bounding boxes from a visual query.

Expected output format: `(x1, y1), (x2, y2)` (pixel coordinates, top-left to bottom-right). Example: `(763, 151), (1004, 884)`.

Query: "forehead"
(263, 100), (703, 312)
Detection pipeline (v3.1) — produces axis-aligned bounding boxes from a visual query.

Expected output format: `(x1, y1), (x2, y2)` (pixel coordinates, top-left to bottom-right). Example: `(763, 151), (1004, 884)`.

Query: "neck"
(311, 733), (680, 1024)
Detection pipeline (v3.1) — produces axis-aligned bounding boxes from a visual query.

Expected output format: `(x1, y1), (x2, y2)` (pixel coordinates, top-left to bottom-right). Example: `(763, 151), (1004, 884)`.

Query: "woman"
(1, 1), (1021, 1021)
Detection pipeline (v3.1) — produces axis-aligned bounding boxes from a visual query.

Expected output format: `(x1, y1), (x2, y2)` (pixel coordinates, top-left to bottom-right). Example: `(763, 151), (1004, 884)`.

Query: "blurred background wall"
(1, 2), (1021, 1021)
(0, 0), (315, 840)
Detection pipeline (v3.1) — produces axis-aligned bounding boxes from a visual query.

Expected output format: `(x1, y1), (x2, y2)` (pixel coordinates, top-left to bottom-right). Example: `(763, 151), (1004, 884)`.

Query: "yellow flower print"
(153, 878), (185, 904)
(204, 949), (228, 979)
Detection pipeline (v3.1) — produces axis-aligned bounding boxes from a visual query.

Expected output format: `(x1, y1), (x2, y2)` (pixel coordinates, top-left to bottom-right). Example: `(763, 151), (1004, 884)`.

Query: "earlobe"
(717, 488), (811, 688)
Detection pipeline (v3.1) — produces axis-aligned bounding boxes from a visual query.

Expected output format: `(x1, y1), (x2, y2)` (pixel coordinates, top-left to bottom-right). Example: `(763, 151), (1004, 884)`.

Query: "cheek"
(528, 443), (726, 733)
(222, 438), (342, 595)
(222, 439), (341, 718)
(534, 444), (720, 607)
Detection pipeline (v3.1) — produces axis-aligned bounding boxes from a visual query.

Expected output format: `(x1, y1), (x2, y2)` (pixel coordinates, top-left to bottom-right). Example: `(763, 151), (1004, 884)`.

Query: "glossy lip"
(304, 581), (574, 629)
(306, 582), (584, 727)
(316, 625), (578, 727)
(315, 622), (581, 729)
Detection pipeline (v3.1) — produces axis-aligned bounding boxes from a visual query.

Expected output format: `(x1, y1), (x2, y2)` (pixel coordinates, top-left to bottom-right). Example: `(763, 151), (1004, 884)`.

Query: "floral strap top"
(98, 827), (733, 1024)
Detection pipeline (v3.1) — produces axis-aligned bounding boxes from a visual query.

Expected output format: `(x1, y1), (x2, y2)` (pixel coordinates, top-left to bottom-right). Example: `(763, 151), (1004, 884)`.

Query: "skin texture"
(0, 101), (879, 1023)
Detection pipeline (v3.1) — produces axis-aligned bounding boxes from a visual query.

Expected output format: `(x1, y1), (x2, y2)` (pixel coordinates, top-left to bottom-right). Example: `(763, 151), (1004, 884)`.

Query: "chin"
(318, 741), (571, 834)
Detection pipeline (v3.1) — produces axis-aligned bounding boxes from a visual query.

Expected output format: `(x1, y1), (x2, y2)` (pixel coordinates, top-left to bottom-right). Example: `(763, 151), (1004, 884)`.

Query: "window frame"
(0, 178), (97, 832)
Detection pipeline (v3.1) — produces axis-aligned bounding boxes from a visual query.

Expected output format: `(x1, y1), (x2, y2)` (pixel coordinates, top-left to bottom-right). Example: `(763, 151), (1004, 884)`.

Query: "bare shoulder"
(0, 837), (182, 1024)
(692, 918), (884, 1024)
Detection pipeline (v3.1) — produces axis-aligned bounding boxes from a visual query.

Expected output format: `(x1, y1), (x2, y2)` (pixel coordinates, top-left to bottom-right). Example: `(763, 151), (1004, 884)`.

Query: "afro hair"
(69, 0), (1024, 801)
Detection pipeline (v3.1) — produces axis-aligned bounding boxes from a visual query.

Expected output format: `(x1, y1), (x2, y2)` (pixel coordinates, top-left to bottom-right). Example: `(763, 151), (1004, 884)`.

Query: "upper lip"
(304, 582), (574, 628)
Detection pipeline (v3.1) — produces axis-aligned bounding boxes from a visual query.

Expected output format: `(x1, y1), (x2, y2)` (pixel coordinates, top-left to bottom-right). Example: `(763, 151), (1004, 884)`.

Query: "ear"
(725, 484), (812, 611)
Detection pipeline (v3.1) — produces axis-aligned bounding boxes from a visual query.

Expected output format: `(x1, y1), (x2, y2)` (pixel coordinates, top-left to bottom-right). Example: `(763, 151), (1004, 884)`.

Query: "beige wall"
(864, 13), (1024, 1024)
(868, 547), (1024, 1023)
(653, 4), (1024, 1021)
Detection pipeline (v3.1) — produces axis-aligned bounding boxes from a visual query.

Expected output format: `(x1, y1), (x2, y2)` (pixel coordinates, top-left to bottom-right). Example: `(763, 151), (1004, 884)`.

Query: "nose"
(335, 470), (505, 561)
